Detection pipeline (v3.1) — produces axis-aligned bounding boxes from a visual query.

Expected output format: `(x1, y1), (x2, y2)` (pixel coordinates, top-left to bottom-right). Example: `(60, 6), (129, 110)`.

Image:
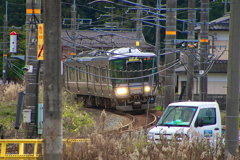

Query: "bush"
(63, 103), (95, 138)
(62, 92), (95, 138)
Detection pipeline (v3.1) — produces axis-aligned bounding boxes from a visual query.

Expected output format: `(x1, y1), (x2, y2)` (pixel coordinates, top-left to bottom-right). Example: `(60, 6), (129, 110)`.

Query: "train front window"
(127, 61), (142, 83)
(110, 59), (126, 83)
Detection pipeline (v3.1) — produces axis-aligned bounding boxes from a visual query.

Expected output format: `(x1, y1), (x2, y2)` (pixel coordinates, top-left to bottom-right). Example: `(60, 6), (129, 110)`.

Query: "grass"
(0, 83), (95, 138)
(0, 83), (24, 137)
(63, 133), (238, 160)
(1, 83), (240, 159)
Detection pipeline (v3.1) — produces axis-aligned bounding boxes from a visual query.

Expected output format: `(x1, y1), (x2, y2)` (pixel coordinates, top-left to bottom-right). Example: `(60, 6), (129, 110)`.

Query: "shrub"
(62, 91), (95, 138)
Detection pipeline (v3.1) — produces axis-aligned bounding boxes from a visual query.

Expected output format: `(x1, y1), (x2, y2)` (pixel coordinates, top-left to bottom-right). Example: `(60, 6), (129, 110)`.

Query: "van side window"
(197, 108), (216, 125)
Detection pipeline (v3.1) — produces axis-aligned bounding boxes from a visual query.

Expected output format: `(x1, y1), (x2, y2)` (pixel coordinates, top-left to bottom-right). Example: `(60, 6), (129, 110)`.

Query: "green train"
(64, 48), (159, 111)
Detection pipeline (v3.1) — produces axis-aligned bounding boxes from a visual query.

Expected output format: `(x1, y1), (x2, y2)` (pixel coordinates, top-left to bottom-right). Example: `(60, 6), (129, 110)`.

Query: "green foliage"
(209, 0), (225, 21)
(0, 101), (16, 136)
(62, 92), (95, 137)
(0, 0), (25, 27)
(63, 103), (95, 136)
(155, 105), (164, 111)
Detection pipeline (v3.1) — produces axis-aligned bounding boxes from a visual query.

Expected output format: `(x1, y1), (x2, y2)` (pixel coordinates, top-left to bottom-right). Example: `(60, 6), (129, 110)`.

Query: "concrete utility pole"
(2, 2), (8, 84)
(225, 0), (240, 156)
(186, 0), (196, 100)
(136, 0), (142, 46)
(164, 0), (177, 107)
(25, 0), (41, 138)
(155, 0), (161, 59)
(224, 0), (228, 15)
(43, 0), (63, 159)
(199, 0), (209, 101)
(71, 0), (77, 55)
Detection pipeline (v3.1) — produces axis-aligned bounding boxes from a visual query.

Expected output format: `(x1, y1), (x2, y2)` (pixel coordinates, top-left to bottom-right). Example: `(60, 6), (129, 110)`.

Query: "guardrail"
(0, 139), (90, 159)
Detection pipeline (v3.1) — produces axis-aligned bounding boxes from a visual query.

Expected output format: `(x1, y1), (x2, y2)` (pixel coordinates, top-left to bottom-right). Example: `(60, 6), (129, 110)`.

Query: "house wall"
(209, 31), (229, 60)
(177, 73), (227, 95)
(208, 74), (227, 94)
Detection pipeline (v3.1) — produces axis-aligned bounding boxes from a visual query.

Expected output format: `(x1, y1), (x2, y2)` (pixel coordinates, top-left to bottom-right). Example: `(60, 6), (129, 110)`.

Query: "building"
(61, 29), (154, 57)
(176, 15), (230, 108)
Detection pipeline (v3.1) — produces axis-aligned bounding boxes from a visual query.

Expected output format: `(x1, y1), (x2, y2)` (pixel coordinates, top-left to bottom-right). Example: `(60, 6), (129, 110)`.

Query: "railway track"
(101, 110), (158, 135)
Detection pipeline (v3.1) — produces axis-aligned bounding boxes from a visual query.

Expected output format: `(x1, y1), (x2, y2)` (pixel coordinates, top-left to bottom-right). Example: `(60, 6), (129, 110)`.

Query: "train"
(64, 48), (159, 111)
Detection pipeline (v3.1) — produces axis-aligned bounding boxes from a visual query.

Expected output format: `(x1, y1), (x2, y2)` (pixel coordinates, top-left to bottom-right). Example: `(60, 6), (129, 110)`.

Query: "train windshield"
(110, 59), (126, 83)
(126, 61), (142, 83)
(110, 56), (158, 84)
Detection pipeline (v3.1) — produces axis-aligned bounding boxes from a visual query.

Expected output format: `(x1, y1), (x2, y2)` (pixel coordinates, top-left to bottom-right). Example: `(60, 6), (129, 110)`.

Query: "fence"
(0, 139), (90, 159)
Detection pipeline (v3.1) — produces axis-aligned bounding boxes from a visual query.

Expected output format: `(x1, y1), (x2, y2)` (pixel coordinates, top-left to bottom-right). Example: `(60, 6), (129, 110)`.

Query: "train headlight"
(115, 87), (128, 96)
(144, 86), (151, 93)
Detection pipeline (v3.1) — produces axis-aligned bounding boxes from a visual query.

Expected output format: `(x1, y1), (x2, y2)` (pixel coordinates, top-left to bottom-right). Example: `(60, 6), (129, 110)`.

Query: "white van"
(148, 101), (222, 142)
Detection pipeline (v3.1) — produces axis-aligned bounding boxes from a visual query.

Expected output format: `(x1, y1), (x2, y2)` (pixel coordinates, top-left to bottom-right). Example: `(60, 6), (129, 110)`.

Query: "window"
(69, 66), (75, 81)
(77, 67), (81, 81)
(110, 59), (126, 84)
(196, 108), (216, 126)
(127, 61), (142, 83)
(157, 106), (197, 126)
(101, 68), (107, 83)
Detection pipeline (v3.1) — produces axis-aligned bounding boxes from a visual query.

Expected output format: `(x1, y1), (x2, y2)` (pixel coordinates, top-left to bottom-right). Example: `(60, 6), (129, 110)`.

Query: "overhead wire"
(64, 51), (181, 80)
(180, 48), (227, 78)
(7, 61), (24, 80)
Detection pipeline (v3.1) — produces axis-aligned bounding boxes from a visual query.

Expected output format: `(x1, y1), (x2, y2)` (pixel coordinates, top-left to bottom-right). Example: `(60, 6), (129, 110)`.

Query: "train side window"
(89, 66), (92, 81)
(95, 67), (99, 83)
(78, 67), (81, 80)
(69, 66), (75, 81)
(102, 68), (106, 83)
(83, 66), (86, 80)
(79, 65), (85, 81)
(65, 65), (69, 80)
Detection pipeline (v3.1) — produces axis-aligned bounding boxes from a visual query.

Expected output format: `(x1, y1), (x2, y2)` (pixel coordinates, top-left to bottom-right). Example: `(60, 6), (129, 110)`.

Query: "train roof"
(109, 52), (156, 60)
(64, 47), (157, 63)
(65, 52), (156, 63)
(64, 56), (109, 62)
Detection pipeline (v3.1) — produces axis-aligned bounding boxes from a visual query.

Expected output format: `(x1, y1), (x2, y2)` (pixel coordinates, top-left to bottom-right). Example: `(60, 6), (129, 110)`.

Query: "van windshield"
(157, 106), (197, 127)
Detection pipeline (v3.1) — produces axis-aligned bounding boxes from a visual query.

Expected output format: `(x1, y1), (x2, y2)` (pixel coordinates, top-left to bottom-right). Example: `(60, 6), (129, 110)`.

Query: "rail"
(0, 139), (90, 159)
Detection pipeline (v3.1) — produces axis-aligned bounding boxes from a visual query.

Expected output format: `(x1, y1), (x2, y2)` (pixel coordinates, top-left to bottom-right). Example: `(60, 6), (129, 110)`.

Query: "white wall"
(177, 73), (227, 95)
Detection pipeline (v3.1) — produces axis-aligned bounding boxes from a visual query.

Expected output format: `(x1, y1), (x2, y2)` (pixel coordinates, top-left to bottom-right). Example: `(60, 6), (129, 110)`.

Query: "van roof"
(168, 101), (218, 108)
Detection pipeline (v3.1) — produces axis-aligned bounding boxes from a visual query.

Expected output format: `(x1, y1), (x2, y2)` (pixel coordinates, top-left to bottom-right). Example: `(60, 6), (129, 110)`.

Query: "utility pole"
(225, 0), (240, 156)
(199, 0), (209, 101)
(186, 0), (196, 100)
(25, 0), (41, 138)
(136, 0), (142, 47)
(43, 0), (62, 159)
(155, 0), (161, 60)
(2, 1), (8, 84)
(224, 0), (228, 15)
(164, 0), (177, 107)
(71, 0), (77, 55)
